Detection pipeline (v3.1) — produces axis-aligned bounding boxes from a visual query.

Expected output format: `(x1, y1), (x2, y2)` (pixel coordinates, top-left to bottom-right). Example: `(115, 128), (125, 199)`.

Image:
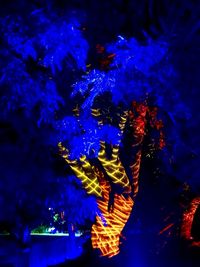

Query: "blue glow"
(0, 13), (88, 124)
(28, 236), (86, 267)
(107, 37), (167, 74)
(72, 70), (112, 107)
(39, 21), (89, 72)
(71, 38), (170, 109)
(57, 112), (120, 159)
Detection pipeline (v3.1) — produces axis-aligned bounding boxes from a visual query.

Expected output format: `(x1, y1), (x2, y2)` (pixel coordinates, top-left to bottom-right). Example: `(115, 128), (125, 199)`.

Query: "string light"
(58, 102), (165, 257)
(98, 141), (131, 193)
(181, 197), (200, 244)
(58, 142), (102, 197)
(91, 179), (134, 257)
(130, 150), (142, 197)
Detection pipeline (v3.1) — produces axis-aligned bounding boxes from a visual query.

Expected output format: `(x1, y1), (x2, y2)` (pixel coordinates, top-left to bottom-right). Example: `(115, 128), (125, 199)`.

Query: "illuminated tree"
(58, 20), (200, 254)
(58, 36), (171, 256)
(1, 0), (200, 257)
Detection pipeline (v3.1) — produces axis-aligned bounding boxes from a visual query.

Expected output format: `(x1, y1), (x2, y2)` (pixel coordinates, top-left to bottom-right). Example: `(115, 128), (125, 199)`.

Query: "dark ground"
(0, 234), (199, 267)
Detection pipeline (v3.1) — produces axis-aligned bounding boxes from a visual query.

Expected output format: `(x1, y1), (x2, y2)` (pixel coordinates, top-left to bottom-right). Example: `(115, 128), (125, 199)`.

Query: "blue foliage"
(71, 35), (192, 151)
(3, 17), (37, 60)
(47, 175), (98, 224)
(8, 35), (37, 60)
(1, 13), (88, 71)
(37, 80), (63, 126)
(0, 10), (94, 242)
(0, 12), (89, 125)
(70, 34), (200, 196)
(100, 124), (120, 144)
(0, 54), (63, 124)
(72, 70), (113, 107)
(57, 112), (120, 159)
(39, 21), (89, 72)
(107, 37), (167, 75)
(64, 179), (98, 224)
(0, 56), (39, 113)
(72, 37), (171, 109)
(56, 116), (82, 138)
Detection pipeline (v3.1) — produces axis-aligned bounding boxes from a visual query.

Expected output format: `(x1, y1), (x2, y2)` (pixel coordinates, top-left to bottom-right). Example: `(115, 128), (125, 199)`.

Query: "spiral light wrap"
(91, 180), (134, 258)
(91, 106), (145, 257)
(98, 141), (132, 193)
(58, 102), (166, 257)
(58, 142), (102, 197)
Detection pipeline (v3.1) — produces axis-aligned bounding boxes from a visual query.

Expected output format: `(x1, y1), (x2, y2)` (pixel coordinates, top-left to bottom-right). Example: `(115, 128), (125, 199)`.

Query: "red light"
(181, 197), (200, 246)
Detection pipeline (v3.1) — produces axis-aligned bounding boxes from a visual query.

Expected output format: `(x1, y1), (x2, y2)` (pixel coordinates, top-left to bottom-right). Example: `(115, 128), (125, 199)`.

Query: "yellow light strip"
(58, 142), (102, 197)
(119, 111), (128, 133)
(98, 141), (131, 193)
(91, 108), (101, 117)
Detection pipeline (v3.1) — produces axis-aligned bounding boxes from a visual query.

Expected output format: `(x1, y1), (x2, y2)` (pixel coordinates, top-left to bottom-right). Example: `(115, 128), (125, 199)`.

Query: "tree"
(58, 22), (200, 255)
(0, 0), (200, 257)
(0, 7), (91, 245)
(58, 36), (177, 256)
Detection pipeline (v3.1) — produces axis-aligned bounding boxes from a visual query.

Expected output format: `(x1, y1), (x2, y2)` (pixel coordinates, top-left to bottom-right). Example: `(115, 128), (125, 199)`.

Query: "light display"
(181, 197), (200, 246)
(55, 24), (173, 256)
(59, 101), (165, 257)
(0, 2), (199, 265)
(91, 179), (134, 257)
(58, 98), (166, 256)
(58, 142), (102, 197)
(98, 141), (131, 193)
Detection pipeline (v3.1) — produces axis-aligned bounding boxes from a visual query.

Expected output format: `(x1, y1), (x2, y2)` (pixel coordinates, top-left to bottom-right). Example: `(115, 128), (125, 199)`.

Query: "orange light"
(91, 180), (134, 257)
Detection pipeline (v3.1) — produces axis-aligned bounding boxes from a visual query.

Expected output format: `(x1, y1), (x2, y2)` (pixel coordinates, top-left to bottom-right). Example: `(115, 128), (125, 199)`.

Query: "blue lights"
(107, 37), (168, 74)
(39, 21), (89, 72)
(71, 37), (170, 109)
(57, 112), (121, 159)
(0, 11), (88, 124)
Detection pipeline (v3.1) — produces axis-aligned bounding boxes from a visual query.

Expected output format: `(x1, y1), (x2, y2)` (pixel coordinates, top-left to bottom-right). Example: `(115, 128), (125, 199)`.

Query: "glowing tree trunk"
(91, 179), (134, 257)
(59, 101), (164, 257)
